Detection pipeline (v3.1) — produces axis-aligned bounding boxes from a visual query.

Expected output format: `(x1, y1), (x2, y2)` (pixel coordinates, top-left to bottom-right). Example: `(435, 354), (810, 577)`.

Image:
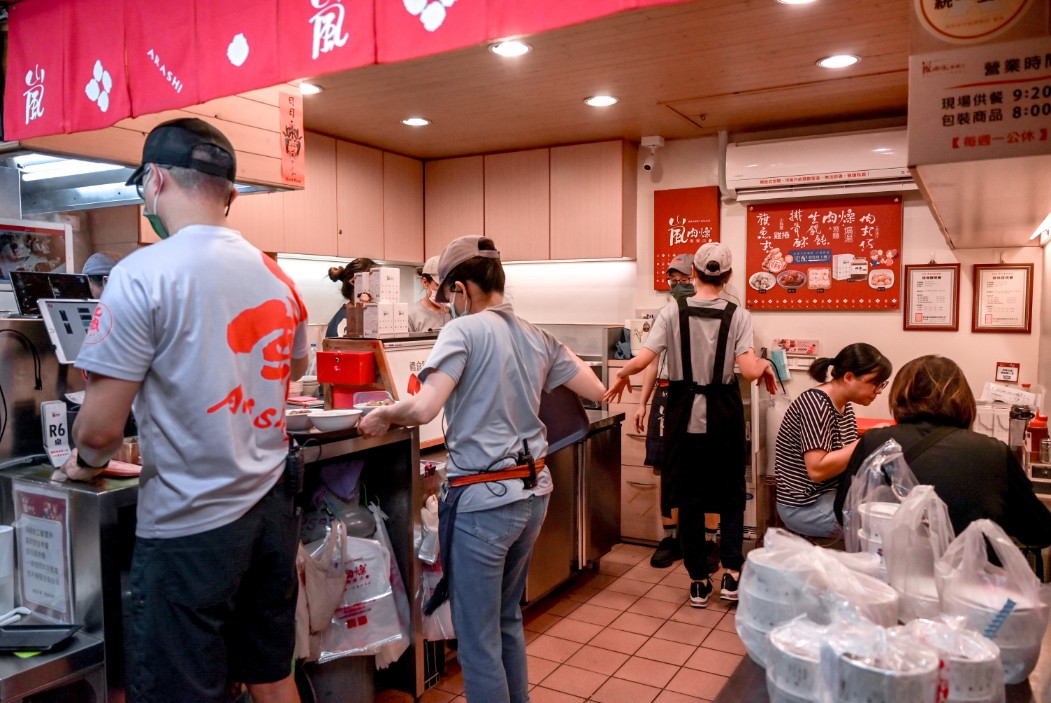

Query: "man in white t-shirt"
(64, 118), (308, 703)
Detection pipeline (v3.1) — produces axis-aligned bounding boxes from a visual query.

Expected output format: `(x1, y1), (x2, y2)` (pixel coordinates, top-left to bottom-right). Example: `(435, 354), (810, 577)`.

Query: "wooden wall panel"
(335, 141), (384, 260)
(424, 156), (483, 258)
(383, 152), (424, 263)
(484, 149), (550, 261)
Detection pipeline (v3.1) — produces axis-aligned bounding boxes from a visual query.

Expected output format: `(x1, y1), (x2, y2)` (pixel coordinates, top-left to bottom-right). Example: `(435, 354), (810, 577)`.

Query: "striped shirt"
(775, 388), (858, 507)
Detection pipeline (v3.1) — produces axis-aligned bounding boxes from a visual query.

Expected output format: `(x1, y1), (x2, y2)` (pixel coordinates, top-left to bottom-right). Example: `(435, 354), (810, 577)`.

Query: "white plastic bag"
(317, 535), (403, 664)
(883, 485), (955, 622)
(369, 503), (412, 670)
(842, 439), (918, 554)
(295, 519), (347, 662)
(420, 562), (455, 641)
(819, 618), (940, 703)
(897, 619), (1004, 703)
(935, 519), (1050, 683)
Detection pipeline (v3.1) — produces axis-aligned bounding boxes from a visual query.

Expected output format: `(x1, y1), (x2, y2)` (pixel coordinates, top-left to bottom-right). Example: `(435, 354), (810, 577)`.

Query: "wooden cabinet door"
(424, 156), (483, 258)
(227, 191), (285, 253)
(383, 152), (424, 263)
(550, 141), (637, 260)
(335, 141), (384, 260)
(484, 149), (550, 261)
(282, 132), (338, 256)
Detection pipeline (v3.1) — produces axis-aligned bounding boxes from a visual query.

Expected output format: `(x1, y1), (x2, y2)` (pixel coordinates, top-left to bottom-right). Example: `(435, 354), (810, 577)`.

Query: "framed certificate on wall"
(903, 263), (960, 331)
(972, 263), (1034, 334)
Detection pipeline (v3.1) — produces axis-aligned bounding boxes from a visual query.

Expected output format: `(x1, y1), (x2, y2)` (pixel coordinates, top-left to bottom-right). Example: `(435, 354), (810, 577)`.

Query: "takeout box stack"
(740, 528), (1016, 702)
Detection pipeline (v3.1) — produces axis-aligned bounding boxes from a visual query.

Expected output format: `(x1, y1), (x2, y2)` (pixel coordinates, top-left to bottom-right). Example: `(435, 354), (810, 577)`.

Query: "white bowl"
(768, 620), (825, 697)
(832, 648), (940, 703)
(897, 621), (1002, 700)
(736, 618), (772, 667)
(942, 583), (1047, 646)
(744, 548), (810, 601)
(285, 409), (314, 432)
(858, 502), (899, 542)
(309, 409), (362, 432)
(739, 581), (809, 631)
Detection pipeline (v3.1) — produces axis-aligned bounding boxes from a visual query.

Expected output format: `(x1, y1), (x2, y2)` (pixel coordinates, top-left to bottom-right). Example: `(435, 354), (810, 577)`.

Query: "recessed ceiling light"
(402, 117), (431, 127)
(299, 82), (323, 95)
(585, 95), (619, 107)
(817, 54), (860, 69)
(489, 40), (531, 57)
(777, 0), (817, 4)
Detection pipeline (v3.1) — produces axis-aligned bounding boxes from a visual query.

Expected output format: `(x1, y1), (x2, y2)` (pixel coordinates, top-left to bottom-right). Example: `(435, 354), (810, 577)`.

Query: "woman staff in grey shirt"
(360, 235), (604, 703)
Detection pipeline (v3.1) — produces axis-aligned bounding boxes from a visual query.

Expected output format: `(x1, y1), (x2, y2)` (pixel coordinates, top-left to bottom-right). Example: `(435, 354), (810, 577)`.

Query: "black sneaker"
(706, 539), (721, 574)
(689, 579), (713, 608)
(650, 536), (682, 568)
(720, 572), (739, 601)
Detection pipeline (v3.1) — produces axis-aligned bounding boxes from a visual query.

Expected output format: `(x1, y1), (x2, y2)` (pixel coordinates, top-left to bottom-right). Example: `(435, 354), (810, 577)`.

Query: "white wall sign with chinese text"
(13, 482), (73, 623)
(996, 362), (1021, 383)
(908, 36), (1051, 165)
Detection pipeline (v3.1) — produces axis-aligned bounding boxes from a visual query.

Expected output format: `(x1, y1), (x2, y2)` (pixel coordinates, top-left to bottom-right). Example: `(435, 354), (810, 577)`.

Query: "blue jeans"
(449, 494), (549, 703)
(777, 490), (843, 539)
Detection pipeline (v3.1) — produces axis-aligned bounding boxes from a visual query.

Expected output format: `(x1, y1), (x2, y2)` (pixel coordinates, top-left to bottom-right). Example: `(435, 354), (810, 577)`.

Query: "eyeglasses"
(867, 378), (889, 391)
(667, 276), (691, 286)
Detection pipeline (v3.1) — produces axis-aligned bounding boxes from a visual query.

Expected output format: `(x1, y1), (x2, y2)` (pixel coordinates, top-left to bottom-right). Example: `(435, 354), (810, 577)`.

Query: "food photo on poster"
(745, 195), (904, 311)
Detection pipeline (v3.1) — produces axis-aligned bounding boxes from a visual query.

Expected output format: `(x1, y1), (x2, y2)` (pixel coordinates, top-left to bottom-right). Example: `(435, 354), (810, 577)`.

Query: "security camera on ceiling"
(641, 135), (664, 172)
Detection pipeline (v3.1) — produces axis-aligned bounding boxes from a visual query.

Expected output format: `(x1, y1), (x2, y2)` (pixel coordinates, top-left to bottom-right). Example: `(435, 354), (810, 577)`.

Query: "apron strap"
(675, 298), (738, 393)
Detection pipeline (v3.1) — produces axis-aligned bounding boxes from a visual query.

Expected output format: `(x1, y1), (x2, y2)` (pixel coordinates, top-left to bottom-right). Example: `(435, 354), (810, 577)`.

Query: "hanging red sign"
(196, 1), (280, 104)
(277, 0), (375, 80)
(745, 196), (904, 311)
(652, 186), (721, 291)
(125, 0), (201, 116)
(3, 0), (68, 140)
(280, 92), (306, 187)
(66, 0), (132, 133)
(376, 0), (488, 64)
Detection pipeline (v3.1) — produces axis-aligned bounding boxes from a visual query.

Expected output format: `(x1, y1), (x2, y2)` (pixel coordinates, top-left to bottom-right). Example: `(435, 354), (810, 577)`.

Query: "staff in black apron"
(607, 242), (776, 608)
(637, 253), (724, 571)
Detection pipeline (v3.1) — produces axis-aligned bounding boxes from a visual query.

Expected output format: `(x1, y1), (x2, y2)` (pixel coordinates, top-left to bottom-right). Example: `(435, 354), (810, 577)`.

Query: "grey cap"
(694, 242), (732, 276)
(82, 251), (119, 277)
(435, 235), (500, 302)
(419, 255), (440, 278)
(667, 253), (694, 276)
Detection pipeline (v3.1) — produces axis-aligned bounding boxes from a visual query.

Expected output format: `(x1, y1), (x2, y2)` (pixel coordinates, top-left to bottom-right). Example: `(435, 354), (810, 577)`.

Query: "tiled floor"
(422, 543), (742, 703)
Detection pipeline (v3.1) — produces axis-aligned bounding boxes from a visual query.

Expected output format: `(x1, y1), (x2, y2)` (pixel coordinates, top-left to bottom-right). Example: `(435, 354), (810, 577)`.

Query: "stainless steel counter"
(524, 410), (624, 603)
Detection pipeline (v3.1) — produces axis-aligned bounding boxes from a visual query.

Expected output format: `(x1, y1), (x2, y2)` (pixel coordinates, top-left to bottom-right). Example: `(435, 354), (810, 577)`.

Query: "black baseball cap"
(126, 118), (237, 186)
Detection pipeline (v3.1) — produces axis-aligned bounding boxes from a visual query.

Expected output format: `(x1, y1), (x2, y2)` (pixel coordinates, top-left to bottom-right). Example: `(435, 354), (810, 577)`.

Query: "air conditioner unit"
(723, 129), (915, 202)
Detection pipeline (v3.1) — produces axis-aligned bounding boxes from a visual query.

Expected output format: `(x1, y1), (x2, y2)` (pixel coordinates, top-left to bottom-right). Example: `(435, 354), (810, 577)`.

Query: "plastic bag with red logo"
(369, 503), (411, 669)
(317, 534), (404, 664)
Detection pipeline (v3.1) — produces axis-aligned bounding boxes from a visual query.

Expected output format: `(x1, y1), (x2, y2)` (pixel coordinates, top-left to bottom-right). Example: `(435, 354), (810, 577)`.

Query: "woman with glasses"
(774, 342), (892, 538)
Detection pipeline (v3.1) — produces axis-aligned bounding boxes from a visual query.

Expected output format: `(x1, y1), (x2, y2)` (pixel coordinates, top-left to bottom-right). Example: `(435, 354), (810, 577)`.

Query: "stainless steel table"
(0, 631), (105, 702)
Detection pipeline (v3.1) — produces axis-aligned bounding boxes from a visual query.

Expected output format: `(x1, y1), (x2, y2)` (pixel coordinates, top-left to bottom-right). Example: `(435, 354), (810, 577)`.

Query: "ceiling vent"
(722, 129), (915, 202)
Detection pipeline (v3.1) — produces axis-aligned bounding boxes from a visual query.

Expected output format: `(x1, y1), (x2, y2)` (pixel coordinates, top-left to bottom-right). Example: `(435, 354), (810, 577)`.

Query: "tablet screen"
(38, 299), (99, 364)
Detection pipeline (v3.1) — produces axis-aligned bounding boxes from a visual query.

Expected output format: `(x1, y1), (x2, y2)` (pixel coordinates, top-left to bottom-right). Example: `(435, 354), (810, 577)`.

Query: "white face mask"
(428, 289), (438, 304)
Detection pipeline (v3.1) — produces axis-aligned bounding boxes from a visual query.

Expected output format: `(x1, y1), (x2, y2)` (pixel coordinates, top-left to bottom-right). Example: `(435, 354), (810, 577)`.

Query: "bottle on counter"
(306, 343), (318, 377)
(1030, 413), (1048, 465)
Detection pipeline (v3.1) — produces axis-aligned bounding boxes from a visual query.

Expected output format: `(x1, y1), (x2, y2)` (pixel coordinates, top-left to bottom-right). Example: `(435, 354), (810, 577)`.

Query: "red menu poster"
(745, 196), (903, 311)
(653, 186), (720, 290)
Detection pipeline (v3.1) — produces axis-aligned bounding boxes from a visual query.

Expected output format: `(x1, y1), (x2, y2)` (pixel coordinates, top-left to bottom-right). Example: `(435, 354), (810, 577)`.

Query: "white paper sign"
(13, 483), (73, 622)
(40, 400), (70, 467)
(908, 36), (1051, 166)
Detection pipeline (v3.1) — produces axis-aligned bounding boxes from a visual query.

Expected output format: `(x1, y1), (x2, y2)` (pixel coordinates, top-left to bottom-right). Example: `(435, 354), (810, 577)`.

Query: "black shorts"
(126, 489), (300, 703)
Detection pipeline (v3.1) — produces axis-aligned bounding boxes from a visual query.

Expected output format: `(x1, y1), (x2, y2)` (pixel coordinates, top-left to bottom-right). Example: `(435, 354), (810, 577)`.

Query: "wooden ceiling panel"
(302, 1), (911, 159)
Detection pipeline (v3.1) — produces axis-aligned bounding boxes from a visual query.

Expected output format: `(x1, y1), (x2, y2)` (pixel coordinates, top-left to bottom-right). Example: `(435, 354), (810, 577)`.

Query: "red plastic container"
(316, 351), (376, 386)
